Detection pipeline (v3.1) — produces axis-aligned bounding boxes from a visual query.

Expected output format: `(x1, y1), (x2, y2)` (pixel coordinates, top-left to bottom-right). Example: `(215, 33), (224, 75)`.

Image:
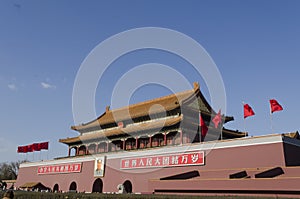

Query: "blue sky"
(0, 0), (300, 162)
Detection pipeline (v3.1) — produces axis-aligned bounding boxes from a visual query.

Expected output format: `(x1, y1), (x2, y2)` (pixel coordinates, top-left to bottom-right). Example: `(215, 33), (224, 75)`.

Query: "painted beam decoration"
(121, 151), (204, 169)
(38, 163), (82, 174)
(94, 156), (106, 177)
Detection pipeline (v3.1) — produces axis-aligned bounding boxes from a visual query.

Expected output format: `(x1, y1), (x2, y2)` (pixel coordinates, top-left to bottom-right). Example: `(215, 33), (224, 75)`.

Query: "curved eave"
(282, 131), (299, 139)
(71, 90), (194, 131)
(224, 116), (234, 123)
(71, 111), (106, 131)
(61, 116), (183, 145)
(71, 82), (233, 132)
(222, 128), (247, 138)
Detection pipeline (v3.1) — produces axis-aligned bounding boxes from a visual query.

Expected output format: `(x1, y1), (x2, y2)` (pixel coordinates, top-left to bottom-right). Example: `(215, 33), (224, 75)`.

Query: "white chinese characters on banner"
(37, 163), (82, 174)
(121, 151), (204, 169)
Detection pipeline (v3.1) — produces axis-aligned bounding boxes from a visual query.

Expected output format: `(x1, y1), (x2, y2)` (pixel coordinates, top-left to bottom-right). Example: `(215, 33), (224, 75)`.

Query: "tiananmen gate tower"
(15, 82), (300, 197)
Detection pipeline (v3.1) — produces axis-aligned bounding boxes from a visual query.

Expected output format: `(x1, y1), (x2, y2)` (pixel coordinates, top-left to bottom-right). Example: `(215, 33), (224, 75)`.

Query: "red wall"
(16, 142), (286, 193)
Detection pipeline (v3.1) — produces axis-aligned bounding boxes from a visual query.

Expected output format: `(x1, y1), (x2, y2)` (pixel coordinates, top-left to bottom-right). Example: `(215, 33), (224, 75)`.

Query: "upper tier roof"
(71, 82), (227, 132)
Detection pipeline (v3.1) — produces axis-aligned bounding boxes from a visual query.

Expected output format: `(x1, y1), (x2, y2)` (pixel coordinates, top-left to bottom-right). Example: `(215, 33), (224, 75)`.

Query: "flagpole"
(244, 118), (247, 137)
(221, 127), (223, 140)
(220, 111), (222, 140)
(270, 112), (274, 133)
(242, 102), (246, 137)
(199, 112), (201, 142)
(221, 113), (223, 140)
(269, 99), (283, 134)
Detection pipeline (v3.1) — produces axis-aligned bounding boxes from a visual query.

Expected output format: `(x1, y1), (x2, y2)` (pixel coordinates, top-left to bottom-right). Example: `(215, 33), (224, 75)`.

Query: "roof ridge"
(72, 84), (201, 130)
(107, 88), (194, 113)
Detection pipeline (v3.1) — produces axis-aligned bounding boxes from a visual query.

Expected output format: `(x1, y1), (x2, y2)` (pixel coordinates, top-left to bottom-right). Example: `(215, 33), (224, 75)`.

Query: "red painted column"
(106, 142), (109, 152)
(123, 139), (126, 150)
(149, 136), (152, 148)
(164, 133), (167, 146)
(76, 147), (79, 156)
(85, 145), (89, 155)
(68, 147), (71, 157)
(180, 130), (183, 145)
(95, 143), (99, 154)
(135, 137), (139, 149)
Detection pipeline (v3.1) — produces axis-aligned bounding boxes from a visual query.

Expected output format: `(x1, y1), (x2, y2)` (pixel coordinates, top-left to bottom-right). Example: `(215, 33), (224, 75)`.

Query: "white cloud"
(41, 82), (56, 89)
(8, 84), (17, 91)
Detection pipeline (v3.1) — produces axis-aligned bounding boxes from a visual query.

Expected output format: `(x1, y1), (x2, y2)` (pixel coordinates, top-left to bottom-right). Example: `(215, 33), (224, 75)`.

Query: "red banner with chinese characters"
(121, 151), (204, 169)
(37, 163), (82, 175)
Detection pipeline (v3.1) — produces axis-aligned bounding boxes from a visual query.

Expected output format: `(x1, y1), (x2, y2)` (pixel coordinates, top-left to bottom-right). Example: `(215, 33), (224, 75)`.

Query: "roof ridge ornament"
(193, 82), (200, 91)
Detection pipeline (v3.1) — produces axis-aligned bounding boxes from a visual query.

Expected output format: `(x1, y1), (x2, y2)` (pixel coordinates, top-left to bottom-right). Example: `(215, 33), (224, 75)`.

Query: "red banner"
(17, 142), (49, 153)
(17, 146), (28, 153)
(38, 163), (82, 175)
(121, 151), (204, 169)
(32, 143), (40, 151)
(27, 144), (33, 152)
(39, 142), (49, 150)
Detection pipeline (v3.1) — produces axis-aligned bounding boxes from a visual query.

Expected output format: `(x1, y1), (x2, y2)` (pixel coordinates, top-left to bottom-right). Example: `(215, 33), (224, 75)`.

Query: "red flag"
(270, 99), (283, 113)
(39, 142), (49, 150)
(244, 104), (255, 119)
(23, 146), (28, 153)
(199, 113), (208, 139)
(17, 146), (23, 153)
(212, 110), (222, 128)
(27, 144), (33, 152)
(32, 143), (41, 151)
(17, 146), (28, 153)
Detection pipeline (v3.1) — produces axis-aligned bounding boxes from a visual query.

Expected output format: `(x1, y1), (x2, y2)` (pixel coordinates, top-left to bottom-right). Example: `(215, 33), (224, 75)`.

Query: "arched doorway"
(69, 181), (77, 192)
(123, 180), (132, 193)
(53, 184), (59, 192)
(70, 147), (77, 156)
(88, 144), (96, 154)
(92, 178), (103, 193)
(78, 145), (87, 155)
